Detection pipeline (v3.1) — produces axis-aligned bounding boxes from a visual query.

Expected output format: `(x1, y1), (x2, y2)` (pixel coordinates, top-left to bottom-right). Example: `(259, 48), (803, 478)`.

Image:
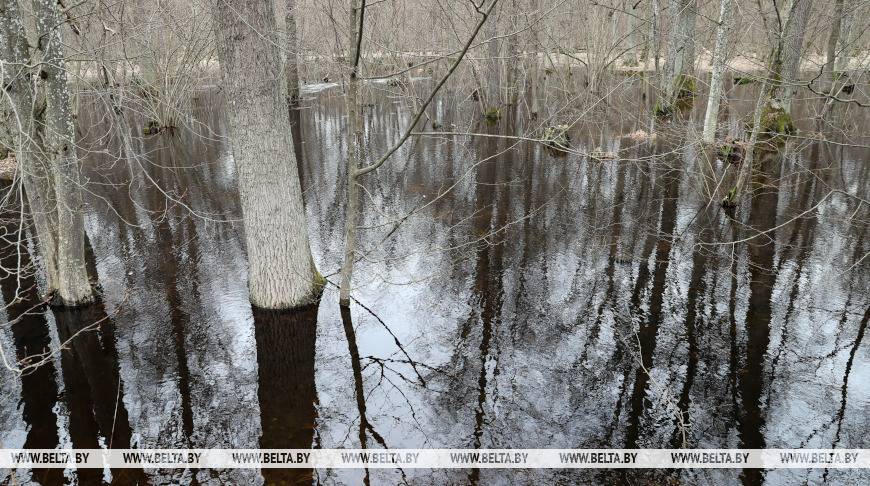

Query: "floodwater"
(1, 78), (869, 485)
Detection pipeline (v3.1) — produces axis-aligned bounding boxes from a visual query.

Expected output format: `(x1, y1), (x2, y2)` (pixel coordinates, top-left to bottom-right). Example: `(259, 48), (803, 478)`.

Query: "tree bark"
(0, 0), (59, 292)
(485, 1), (501, 109)
(2, 0), (93, 306)
(529, 0), (540, 118)
(823, 0), (845, 90)
(663, 0), (697, 104)
(31, 0), (92, 306)
(284, 0), (301, 104)
(702, 0), (734, 143)
(213, 0), (322, 309)
(339, 0), (362, 307)
(774, 0), (813, 113)
(832, 3), (853, 75)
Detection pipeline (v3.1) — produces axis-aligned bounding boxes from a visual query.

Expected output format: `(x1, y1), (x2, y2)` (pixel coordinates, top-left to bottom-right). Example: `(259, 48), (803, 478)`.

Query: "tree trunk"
(31, 0), (93, 306)
(0, 0), (58, 292)
(339, 0), (362, 307)
(213, 0), (322, 309)
(702, 0), (734, 143)
(485, 1), (501, 110)
(529, 0), (540, 118)
(2, 0), (92, 306)
(662, 0), (697, 106)
(775, 0), (813, 113)
(284, 0), (301, 104)
(832, 3), (853, 75)
(823, 0), (845, 91)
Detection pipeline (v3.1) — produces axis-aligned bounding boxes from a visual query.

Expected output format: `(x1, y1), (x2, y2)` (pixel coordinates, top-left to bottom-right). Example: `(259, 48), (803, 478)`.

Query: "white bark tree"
(213, 0), (323, 309)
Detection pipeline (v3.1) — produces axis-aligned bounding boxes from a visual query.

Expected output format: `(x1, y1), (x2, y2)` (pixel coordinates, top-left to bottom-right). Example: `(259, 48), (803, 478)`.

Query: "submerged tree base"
(542, 125), (570, 153)
(717, 138), (745, 163)
(655, 76), (698, 116)
(485, 106), (502, 121)
(44, 286), (99, 309)
(746, 101), (796, 141)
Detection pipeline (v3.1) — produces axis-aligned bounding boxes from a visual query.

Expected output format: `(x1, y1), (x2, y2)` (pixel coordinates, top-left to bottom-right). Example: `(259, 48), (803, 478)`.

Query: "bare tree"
(659, 0), (697, 112)
(213, 0), (323, 309)
(0, 0), (93, 306)
(702, 0), (734, 144)
(339, 0), (499, 306)
(769, 0), (814, 117)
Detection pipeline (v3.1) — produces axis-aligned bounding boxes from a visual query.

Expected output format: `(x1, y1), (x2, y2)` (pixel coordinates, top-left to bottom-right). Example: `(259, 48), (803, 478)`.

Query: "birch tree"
(213, 0), (323, 309)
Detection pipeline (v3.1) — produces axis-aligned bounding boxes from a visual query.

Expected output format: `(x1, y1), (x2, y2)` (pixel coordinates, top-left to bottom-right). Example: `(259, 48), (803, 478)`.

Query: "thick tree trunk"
(213, 0), (322, 309)
(702, 0), (734, 143)
(775, 0), (813, 113)
(663, 0), (697, 103)
(2, 0), (92, 306)
(284, 0), (301, 104)
(31, 0), (92, 306)
(0, 0), (58, 291)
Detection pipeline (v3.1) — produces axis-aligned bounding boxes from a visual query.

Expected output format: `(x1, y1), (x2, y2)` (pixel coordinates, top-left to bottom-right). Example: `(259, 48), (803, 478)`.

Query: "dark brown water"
(1, 79), (869, 485)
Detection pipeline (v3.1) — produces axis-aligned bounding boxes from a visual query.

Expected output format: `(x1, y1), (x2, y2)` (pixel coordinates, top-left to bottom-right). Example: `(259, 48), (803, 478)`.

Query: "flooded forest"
(1, 0), (869, 485)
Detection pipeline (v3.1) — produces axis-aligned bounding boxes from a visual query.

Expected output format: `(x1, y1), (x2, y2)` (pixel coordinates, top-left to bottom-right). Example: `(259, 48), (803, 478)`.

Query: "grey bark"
(485, 1), (501, 108)
(663, 0), (697, 102)
(213, 0), (321, 309)
(702, 0), (734, 143)
(31, 0), (92, 305)
(1, 0), (92, 306)
(0, 0), (59, 293)
(529, 0), (539, 118)
(832, 4), (854, 75)
(774, 0), (813, 113)
(284, 0), (301, 104)
(823, 0), (845, 90)
(339, 0), (362, 307)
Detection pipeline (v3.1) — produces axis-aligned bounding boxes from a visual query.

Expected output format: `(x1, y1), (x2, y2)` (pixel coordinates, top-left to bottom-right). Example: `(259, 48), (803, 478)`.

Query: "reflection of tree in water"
(54, 304), (148, 485)
(623, 167), (681, 449)
(255, 304), (318, 486)
(1, 182), (147, 485)
(736, 154), (781, 486)
(0, 184), (63, 485)
(339, 303), (417, 486)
